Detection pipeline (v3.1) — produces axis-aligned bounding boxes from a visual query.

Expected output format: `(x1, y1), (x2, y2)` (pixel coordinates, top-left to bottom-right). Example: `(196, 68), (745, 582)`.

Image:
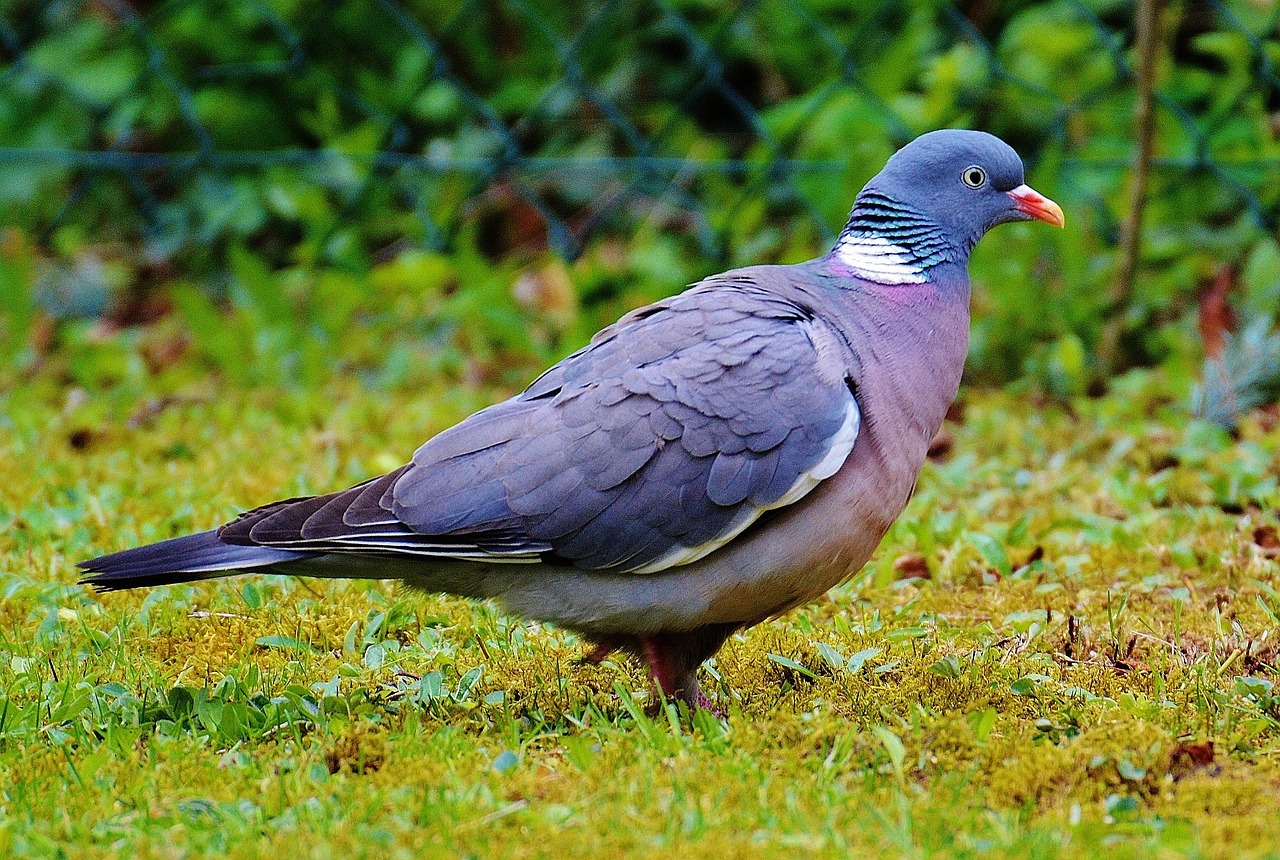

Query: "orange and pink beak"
(1007, 184), (1065, 228)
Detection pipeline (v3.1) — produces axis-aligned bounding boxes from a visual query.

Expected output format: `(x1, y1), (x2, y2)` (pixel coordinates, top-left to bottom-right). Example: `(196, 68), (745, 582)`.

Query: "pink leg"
(580, 638), (619, 665)
(640, 636), (685, 700)
(694, 691), (719, 713)
(583, 625), (739, 712)
(640, 635), (719, 712)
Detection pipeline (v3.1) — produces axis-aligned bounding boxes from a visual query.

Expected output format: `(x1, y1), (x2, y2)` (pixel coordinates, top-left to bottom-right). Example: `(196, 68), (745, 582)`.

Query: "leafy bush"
(1, 0), (1279, 388)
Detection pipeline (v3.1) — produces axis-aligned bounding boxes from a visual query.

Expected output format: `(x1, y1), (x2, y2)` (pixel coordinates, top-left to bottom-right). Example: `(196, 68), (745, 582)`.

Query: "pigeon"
(80, 130), (1063, 710)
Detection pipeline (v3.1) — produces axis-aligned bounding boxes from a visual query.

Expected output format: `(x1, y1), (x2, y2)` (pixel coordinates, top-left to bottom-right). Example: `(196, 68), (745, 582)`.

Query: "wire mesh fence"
(0, 0), (1278, 394)
(2, 0), (1277, 267)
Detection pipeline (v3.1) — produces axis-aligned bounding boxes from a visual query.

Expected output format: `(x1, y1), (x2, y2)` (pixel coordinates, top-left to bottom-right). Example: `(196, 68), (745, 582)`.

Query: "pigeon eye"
(962, 166), (987, 188)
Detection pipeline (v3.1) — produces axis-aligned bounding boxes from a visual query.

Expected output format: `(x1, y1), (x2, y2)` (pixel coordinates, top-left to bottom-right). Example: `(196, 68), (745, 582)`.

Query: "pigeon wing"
(220, 275), (861, 574)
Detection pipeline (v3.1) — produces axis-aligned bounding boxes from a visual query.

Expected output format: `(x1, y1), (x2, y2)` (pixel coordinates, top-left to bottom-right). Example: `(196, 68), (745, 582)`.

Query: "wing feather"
(218, 275), (861, 574)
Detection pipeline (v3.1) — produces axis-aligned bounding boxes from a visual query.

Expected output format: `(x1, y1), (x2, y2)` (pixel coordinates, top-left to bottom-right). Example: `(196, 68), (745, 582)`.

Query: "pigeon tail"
(78, 530), (312, 592)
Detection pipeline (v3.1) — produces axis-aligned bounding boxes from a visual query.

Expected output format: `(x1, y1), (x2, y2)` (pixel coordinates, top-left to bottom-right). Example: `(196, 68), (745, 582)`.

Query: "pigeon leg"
(640, 635), (692, 705)
(638, 623), (739, 711)
(579, 637), (620, 665)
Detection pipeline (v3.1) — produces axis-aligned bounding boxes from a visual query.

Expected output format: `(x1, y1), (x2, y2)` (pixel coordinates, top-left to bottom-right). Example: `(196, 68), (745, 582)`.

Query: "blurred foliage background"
(1, 0), (1279, 398)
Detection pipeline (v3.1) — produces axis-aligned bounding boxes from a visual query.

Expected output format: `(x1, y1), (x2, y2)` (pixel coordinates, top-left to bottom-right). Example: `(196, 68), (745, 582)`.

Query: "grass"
(2, 358), (1280, 859)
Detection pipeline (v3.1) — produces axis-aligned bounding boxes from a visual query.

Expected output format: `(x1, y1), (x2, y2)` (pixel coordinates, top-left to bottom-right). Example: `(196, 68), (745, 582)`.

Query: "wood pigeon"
(81, 129), (1064, 709)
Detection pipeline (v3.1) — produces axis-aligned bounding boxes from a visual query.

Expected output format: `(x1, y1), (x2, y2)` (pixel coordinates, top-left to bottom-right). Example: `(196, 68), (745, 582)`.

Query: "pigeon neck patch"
(833, 235), (928, 285)
(833, 191), (954, 285)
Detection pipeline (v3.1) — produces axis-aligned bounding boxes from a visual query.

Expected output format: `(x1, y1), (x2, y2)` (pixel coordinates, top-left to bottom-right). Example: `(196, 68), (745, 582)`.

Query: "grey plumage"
(80, 129), (1064, 709)
(202, 279), (859, 574)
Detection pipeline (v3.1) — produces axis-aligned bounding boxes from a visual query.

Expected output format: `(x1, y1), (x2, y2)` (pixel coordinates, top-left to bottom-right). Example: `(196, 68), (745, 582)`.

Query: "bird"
(80, 129), (1064, 710)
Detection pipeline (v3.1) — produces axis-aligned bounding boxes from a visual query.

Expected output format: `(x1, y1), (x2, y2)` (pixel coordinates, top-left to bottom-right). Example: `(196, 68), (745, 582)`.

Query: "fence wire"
(1, 0), (1278, 269)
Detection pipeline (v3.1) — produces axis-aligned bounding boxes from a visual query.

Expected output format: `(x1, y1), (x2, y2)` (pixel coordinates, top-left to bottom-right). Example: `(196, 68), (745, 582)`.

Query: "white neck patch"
(834, 234), (927, 285)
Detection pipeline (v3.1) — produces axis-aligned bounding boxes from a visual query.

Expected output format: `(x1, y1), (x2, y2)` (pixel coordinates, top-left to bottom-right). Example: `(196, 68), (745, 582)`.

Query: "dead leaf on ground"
(1170, 741), (1220, 781)
(513, 260), (577, 326)
(1253, 524), (1280, 558)
(1256, 404), (1280, 433)
(67, 428), (95, 451)
(141, 334), (189, 374)
(893, 553), (931, 580)
(927, 428), (953, 461)
(1198, 263), (1238, 360)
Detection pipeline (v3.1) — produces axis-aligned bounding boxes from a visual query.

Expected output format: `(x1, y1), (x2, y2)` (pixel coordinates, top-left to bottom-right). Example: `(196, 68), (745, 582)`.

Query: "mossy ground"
(3, 363), (1280, 858)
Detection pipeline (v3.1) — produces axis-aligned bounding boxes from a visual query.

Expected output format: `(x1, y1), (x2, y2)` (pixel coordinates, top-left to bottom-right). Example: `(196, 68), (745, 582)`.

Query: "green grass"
(3, 363), (1280, 859)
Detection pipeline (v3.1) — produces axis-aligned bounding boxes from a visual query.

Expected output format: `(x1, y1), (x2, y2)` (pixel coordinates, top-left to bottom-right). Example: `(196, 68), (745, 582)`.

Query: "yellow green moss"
(1, 368), (1279, 857)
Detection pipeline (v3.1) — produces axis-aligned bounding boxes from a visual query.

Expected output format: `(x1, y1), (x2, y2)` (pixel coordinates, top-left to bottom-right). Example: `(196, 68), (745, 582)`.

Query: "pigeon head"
(833, 129), (1063, 285)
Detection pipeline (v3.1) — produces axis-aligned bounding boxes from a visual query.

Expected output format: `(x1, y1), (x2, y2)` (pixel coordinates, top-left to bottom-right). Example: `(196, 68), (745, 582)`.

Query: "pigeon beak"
(1007, 184), (1064, 227)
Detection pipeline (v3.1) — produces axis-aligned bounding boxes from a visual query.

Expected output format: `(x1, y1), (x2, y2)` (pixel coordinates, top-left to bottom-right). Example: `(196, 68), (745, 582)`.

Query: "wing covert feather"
(221, 276), (862, 574)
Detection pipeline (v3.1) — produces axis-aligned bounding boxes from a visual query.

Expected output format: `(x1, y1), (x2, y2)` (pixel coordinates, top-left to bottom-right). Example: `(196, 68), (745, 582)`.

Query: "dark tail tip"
(79, 530), (307, 592)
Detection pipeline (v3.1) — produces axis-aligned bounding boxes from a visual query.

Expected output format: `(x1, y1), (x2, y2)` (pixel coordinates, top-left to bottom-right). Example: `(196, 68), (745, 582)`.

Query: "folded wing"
(219, 275), (861, 574)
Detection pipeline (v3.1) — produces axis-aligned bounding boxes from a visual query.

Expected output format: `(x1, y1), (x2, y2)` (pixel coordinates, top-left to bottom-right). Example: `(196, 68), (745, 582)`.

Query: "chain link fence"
(2, 0), (1277, 262)
(1, 0), (1279, 386)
